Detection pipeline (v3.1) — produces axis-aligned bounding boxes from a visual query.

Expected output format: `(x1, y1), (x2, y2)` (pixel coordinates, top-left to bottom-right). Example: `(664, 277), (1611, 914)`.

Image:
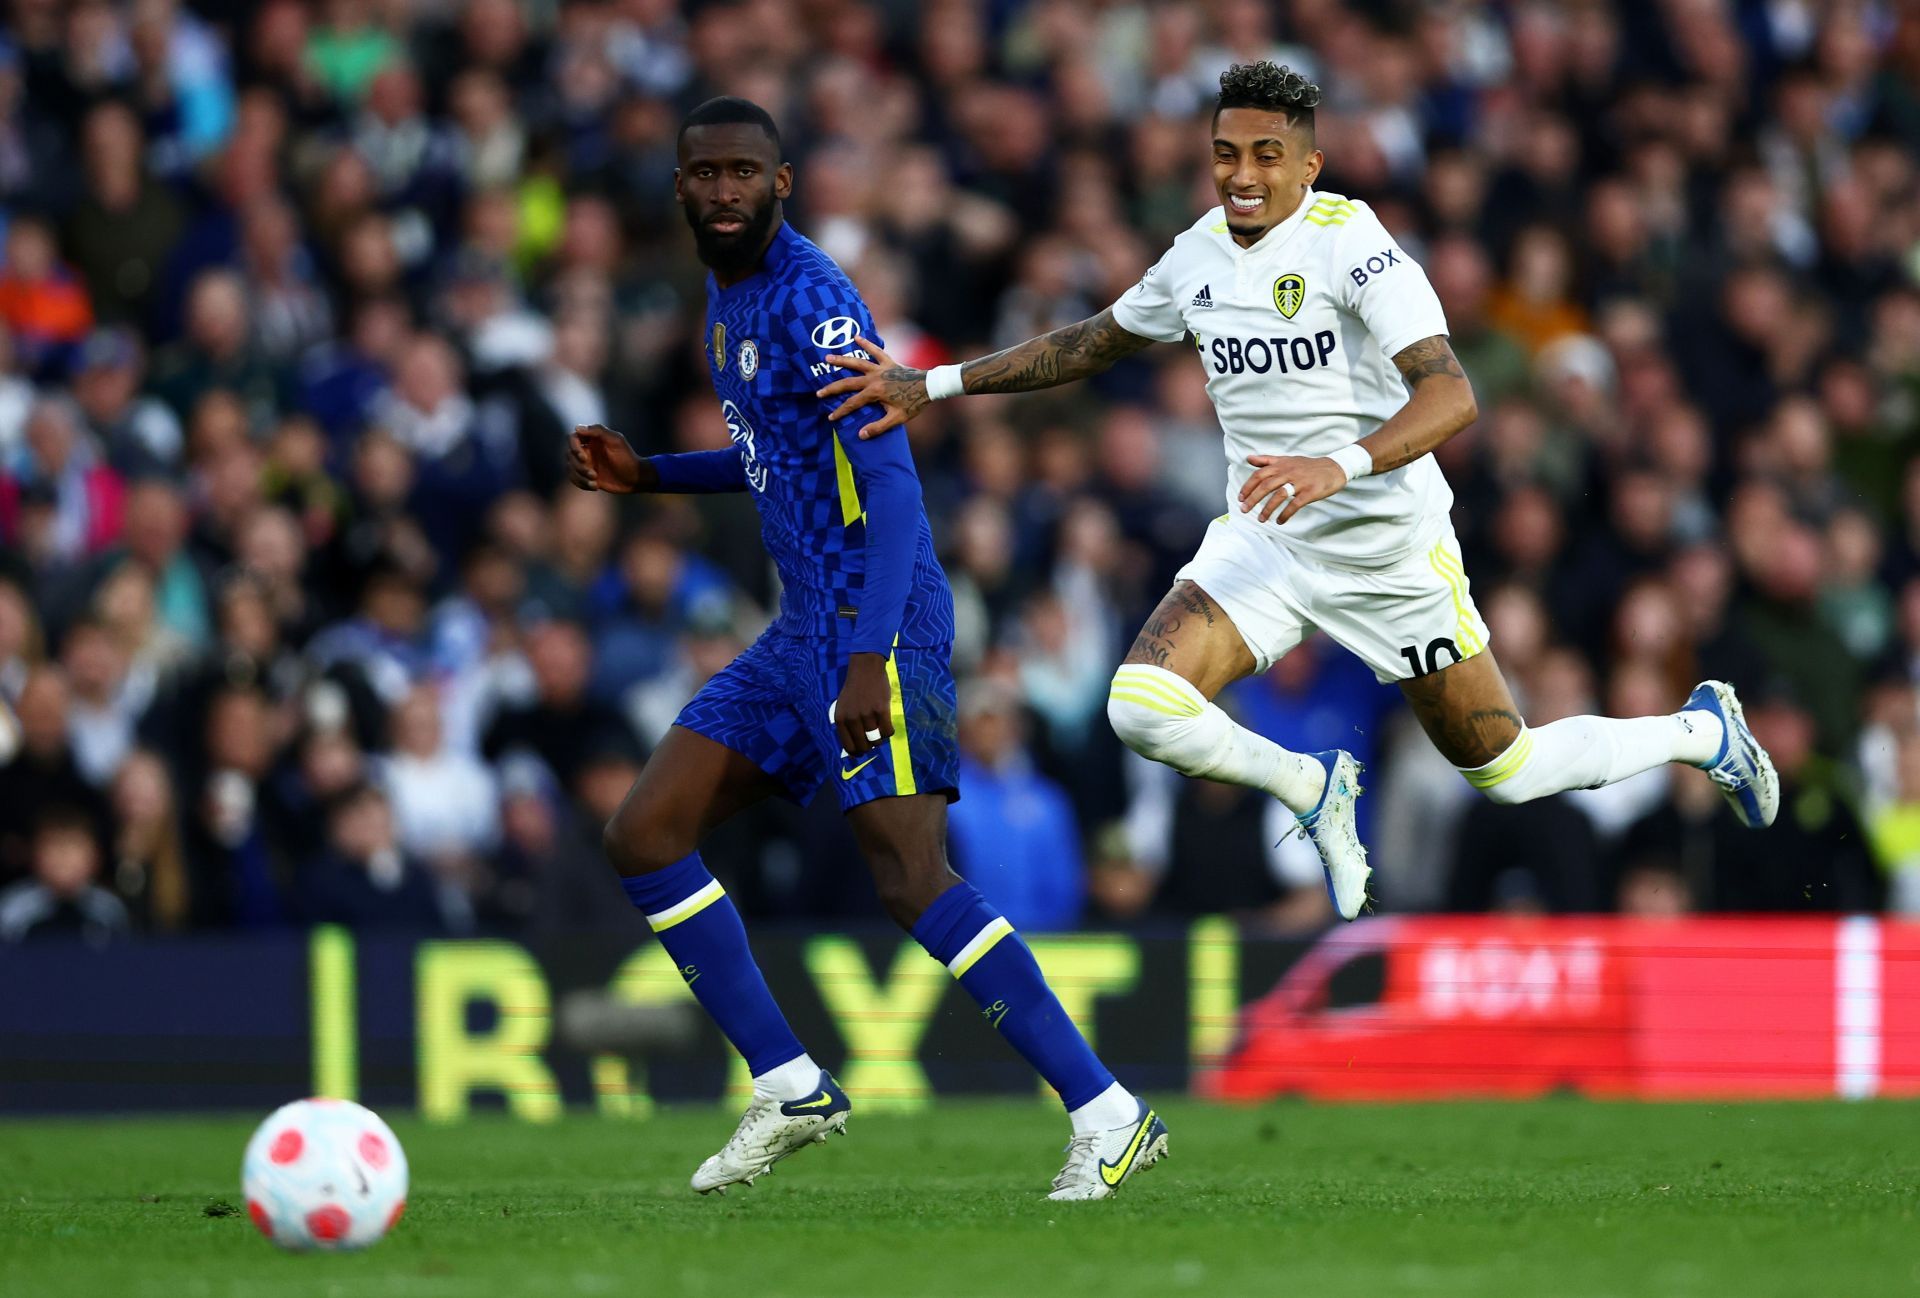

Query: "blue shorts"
(675, 630), (959, 810)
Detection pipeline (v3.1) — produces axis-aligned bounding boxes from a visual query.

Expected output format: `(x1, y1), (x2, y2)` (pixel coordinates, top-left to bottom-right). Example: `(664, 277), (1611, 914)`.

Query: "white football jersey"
(1111, 189), (1453, 569)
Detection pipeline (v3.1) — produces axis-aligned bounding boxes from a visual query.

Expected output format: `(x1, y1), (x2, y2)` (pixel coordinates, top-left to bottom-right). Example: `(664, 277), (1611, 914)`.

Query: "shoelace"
(1052, 1134), (1101, 1190)
(1706, 732), (1749, 789)
(719, 1098), (779, 1160)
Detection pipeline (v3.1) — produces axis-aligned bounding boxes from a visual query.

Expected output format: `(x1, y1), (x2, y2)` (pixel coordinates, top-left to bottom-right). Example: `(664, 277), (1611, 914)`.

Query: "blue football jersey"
(703, 222), (955, 649)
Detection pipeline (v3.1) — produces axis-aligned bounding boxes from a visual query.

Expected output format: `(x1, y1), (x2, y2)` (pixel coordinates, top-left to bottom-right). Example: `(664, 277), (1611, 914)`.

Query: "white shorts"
(1175, 516), (1492, 683)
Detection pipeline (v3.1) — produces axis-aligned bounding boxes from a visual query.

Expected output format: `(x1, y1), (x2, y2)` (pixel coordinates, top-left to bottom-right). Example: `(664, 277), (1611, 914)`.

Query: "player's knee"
(601, 795), (695, 877)
(1106, 665), (1210, 766)
(869, 854), (957, 930)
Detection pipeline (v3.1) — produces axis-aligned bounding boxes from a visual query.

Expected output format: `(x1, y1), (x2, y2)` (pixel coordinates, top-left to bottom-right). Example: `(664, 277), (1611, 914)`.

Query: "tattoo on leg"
(1403, 672), (1524, 766)
(1124, 585), (1207, 669)
(1172, 582), (1217, 627)
(1124, 631), (1172, 668)
(1463, 708), (1524, 758)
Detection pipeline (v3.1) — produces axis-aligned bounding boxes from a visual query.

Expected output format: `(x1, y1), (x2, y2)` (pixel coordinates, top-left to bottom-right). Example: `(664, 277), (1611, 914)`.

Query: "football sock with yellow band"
(1457, 712), (1723, 804)
(911, 881), (1125, 1128)
(1107, 663), (1326, 813)
(621, 854), (809, 1089)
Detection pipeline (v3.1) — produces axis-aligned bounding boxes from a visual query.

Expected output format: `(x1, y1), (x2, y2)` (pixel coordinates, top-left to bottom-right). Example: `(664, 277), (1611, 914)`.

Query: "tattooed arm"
(950, 308), (1158, 394)
(1239, 334), (1479, 525)
(1363, 334), (1479, 474)
(813, 309), (1157, 438)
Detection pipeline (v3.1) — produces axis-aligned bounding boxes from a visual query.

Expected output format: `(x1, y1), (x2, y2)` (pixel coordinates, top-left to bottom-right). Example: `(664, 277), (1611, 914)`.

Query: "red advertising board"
(1200, 917), (1920, 1102)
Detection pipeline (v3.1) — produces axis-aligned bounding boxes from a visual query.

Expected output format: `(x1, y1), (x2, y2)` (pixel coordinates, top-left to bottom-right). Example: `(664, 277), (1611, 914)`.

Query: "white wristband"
(924, 364), (965, 401)
(1329, 443), (1374, 484)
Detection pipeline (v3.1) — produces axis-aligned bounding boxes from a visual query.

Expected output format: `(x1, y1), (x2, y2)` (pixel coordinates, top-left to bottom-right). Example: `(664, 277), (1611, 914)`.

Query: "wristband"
(925, 364), (966, 401)
(1329, 443), (1374, 484)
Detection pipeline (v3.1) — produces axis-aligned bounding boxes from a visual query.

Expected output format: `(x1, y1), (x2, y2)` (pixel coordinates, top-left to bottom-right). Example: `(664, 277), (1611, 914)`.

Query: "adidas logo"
(1191, 285), (1214, 308)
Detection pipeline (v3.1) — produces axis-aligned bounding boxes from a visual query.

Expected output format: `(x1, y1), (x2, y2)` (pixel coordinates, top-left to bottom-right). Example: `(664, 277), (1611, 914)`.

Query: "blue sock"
(620, 854), (804, 1077)
(911, 881), (1115, 1110)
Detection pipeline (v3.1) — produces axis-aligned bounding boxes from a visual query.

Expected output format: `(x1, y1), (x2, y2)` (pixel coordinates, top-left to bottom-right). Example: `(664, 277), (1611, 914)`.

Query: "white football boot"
(690, 1071), (850, 1195)
(1297, 749), (1370, 920)
(1047, 1100), (1170, 1201)
(1684, 680), (1780, 829)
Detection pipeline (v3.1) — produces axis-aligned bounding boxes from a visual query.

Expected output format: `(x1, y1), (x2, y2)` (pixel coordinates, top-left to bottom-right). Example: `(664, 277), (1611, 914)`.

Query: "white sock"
(1673, 708), (1725, 766)
(1067, 1080), (1139, 1135)
(752, 1051), (821, 1102)
(1107, 664), (1327, 813)
(1459, 711), (1726, 805)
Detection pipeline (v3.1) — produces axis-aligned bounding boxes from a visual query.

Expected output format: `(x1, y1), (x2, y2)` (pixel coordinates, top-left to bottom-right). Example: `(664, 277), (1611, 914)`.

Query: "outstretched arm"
(814, 308), (1157, 438)
(567, 424), (747, 494)
(1237, 335), (1478, 524)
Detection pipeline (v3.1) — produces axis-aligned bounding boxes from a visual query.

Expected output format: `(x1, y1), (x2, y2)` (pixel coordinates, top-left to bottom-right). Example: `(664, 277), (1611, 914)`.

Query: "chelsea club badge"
(738, 339), (759, 380)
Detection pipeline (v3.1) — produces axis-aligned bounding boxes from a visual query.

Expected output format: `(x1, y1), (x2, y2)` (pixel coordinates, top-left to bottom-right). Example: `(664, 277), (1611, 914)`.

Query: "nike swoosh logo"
(788, 1091), (836, 1110)
(1099, 1110), (1155, 1187)
(840, 757), (878, 780)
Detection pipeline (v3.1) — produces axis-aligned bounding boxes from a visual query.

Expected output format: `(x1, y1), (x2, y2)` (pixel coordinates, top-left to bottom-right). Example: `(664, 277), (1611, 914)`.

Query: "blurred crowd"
(0, 0), (1918, 946)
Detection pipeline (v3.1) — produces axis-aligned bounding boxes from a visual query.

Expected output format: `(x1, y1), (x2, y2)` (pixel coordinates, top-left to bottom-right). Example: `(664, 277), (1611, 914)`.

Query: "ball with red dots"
(241, 1098), (409, 1252)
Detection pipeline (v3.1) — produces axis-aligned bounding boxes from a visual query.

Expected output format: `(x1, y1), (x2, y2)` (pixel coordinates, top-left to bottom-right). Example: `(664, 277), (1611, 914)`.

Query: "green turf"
(2, 1099), (1916, 1297)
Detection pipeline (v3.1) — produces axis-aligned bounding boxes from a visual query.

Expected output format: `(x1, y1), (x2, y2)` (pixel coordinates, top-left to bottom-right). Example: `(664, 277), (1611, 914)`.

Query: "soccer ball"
(241, 1098), (408, 1251)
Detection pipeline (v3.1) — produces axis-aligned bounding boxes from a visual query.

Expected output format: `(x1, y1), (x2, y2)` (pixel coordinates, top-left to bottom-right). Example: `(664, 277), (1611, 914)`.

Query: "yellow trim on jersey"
(1110, 668), (1205, 717)
(1303, 197), (1357, 227)
(1427, 543), (1486, 655)
(832, 433), (865, 527)
(1464, 730), (1535, 790)
(883, 643), (916, 796)
(1209, 221), (1229, 233)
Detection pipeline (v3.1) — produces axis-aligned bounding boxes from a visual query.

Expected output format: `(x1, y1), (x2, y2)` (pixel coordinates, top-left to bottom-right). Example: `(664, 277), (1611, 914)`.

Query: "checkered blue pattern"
(675, 629), (959, 810)
(706, 222), (955, 648)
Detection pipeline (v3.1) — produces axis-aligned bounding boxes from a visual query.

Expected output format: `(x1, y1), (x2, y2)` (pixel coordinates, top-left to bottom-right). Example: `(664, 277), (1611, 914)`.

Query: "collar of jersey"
(710, 219), (801, 298)
(1212, 186), (1318, 261)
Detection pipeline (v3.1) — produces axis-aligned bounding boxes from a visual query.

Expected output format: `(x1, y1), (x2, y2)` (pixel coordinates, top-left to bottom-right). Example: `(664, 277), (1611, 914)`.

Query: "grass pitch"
(2, 1099), (1915, 1297)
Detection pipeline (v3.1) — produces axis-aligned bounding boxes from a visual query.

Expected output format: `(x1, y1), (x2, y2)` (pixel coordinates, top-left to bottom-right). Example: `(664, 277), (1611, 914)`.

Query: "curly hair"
(1215, 61), (1322, 133)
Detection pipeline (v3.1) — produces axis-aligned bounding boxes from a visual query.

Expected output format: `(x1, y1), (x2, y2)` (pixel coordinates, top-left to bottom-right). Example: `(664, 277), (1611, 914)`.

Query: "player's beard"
(685, 199), (777, 277)
(1225, 220), (1269, 242)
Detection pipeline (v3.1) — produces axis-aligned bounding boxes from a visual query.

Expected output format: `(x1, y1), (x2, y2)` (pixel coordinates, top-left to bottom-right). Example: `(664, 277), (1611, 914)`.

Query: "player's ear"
(672, 167), (683, 201)
(1303, 150), (1324, 187)
(774, 161), (794, 200)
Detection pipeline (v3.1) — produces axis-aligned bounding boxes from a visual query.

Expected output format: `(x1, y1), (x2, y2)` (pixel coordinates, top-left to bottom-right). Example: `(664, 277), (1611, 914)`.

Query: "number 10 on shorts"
(1399, 637), (1463, 678)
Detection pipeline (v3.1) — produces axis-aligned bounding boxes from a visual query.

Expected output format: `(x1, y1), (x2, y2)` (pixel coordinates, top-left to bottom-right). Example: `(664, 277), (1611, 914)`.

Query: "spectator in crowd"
(59, 614), (153, 786)
(947, 678), (1084, 932)
(298, 780), (454, 932)
(377, 683), (498, 861)
(0, 805), (130, 945)
(72, 329), (183, 480)
(0, 666), (108, 880)
(1, 395), (125, 567)
(0, 216), (92, 377)
(483, 615), (641, 790)
(65, 101), (185, 335)
(149, 267), (287, 428)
